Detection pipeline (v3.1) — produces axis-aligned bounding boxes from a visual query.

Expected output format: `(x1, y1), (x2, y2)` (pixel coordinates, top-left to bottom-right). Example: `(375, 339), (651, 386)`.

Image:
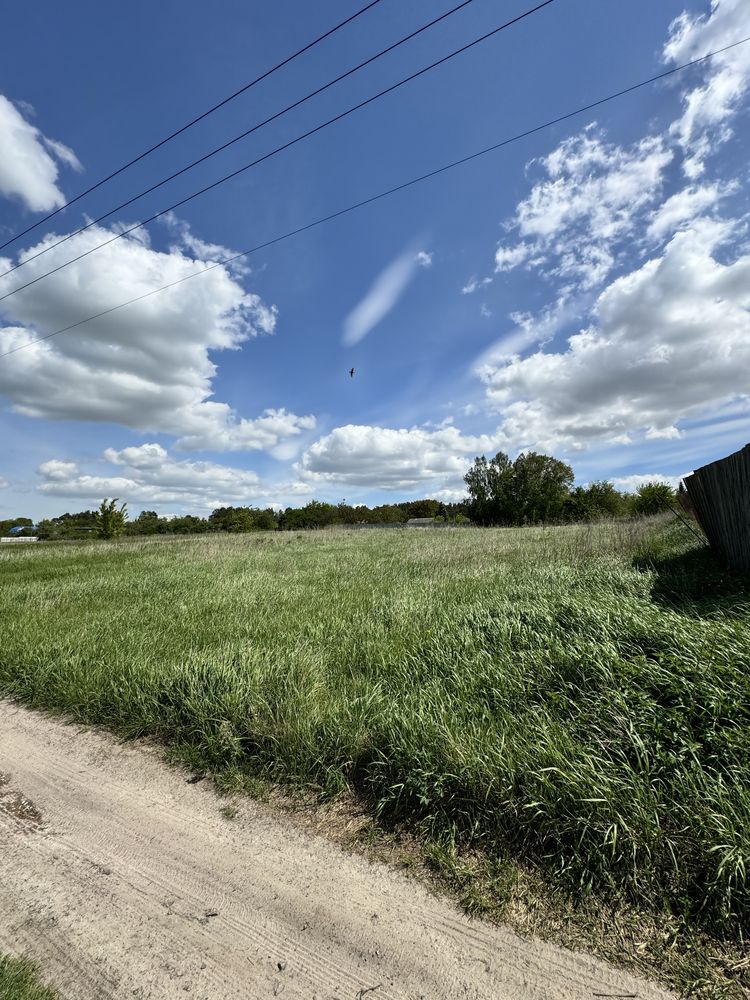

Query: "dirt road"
(0, 701), (673, 1000)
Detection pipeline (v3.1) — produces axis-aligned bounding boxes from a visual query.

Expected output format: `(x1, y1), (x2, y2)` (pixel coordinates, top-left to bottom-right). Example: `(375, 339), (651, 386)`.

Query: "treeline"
(27, 498), (471, 539)
(464, 451), (677, 525)
(4, 450), (680, 540)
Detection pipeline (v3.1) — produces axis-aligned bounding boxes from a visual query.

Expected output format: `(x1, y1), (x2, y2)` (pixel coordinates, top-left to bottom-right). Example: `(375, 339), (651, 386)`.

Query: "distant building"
(1, 536), (39, 543)
(406, 517), (438, 527)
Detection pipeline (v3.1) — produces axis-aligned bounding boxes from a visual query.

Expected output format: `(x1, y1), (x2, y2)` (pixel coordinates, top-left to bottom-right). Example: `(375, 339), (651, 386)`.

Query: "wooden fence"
(683, 443), (750, 572)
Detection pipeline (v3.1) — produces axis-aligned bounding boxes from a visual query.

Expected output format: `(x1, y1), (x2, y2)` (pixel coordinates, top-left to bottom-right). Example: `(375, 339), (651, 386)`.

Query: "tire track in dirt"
(0, 701), (674, 1000)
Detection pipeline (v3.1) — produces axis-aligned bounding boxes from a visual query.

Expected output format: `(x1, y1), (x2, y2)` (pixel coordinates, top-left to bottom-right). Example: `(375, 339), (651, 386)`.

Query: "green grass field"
(0, 955), (59, 1000)
(1, 519), (748, 992)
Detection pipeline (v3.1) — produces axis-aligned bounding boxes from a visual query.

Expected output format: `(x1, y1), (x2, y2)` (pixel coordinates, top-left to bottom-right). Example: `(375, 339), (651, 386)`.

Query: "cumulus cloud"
(162, 212), (249, 276)
(645, 182), (732, 241)
(488, 4), (750, 290)
(612, 473), (686, 492)
(479, 221), (750, 452)
(0, 225), (315, 452)
(299, 423), (500, 491)
(38, 459), (79, 482)
(0, 95), (81, 212)
(36, 443), (324, 511)
(415, 250), (433, 268)
(38, 444), (263, 507)
(493, 129), (673, 289)
(342, 248), (420, 346)
(472, 0), (750, 463)
(664, 0), (750, 177)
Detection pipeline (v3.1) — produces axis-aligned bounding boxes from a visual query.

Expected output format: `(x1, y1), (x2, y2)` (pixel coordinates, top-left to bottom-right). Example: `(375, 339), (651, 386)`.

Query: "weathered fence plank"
(684, 443), (750, 571)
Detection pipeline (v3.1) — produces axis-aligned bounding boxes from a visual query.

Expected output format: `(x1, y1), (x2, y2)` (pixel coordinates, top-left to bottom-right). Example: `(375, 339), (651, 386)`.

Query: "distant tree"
(95, 498), (128, 539)
(464, 453), (514, 525)
(564, 481), (627, 521)
(209, 506), (256, 532)
(465, 451), (574, 525)
(254, 508), (278, 531)
(403, 499), (441, 519)
(512, 451), (574, 523)
(37, 509), (99, 539)
(0, 517), (33, 536)
(35, 519), (60, 540)
(371, 504), (407, 523)
(631, 481), (676, 517)
(168, 514), (210, 534)
(126, 510), (164, 536)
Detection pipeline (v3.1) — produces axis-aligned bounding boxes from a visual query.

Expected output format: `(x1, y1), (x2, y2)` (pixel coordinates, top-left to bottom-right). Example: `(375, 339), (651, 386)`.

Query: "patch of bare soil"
(0, 700), (675, 1000)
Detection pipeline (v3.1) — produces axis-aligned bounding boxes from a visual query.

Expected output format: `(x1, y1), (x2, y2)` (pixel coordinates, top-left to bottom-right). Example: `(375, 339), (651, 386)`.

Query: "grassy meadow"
(0, 956), (59, 1000)
(1, 519), (749, 990)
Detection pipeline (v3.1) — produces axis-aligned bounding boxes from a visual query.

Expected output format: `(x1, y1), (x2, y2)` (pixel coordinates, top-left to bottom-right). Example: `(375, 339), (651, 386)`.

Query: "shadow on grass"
(635, 544), (750, 617)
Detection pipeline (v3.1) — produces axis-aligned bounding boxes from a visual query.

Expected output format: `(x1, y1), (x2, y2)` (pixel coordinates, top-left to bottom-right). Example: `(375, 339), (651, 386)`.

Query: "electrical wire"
(0, 0), (556, 304)
(1, 34), (747, 363)
(0, 0), (386, 254)
(0, 0), (481, 281)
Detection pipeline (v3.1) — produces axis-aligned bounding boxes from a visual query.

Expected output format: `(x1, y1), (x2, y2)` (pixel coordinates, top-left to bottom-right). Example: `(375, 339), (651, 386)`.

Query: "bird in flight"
(349, 367), (355, 378)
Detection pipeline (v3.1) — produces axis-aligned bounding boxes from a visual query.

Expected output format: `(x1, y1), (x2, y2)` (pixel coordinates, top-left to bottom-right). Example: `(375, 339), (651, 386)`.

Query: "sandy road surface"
(0, 701), (673, 1000)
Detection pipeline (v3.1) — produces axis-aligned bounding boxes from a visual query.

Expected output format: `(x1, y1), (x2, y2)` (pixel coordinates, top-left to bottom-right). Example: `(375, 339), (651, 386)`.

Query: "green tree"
(465, 451), (574, 525)
(125, 510), (165, 536)
(95, 498), (128, 539)
(632, 481), (676, 517)
(209, 506), (256, 532)
(253, 508), (278, 531)
(464, 453), (515, 524)
(511, 451), (574, 523)
(565, 481), (627, 521)
(0, 517), (33, 536)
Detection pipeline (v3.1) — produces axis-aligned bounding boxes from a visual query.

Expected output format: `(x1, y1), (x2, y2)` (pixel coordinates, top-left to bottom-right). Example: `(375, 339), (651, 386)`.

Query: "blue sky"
(1, 0), (749, 518)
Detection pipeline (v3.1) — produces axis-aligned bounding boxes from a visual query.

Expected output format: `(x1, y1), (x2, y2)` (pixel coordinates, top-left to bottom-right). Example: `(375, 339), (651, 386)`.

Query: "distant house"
(406, 517), (438, 527)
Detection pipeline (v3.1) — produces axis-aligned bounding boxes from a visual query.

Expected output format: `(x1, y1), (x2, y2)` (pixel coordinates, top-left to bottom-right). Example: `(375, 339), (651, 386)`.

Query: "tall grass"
(1, 518), (748, 940)
(0, 956), (59, 1000)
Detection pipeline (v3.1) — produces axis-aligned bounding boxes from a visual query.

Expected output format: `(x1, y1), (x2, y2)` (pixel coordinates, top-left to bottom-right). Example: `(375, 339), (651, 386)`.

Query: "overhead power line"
(1, 35), (747, 364)
(0, 0), (386, 254)
(0, 0), (556, 304)
(0, 0), (480, 281)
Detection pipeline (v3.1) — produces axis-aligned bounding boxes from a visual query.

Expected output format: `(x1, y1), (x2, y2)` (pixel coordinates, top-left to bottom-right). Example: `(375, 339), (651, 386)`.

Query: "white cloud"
(477, 292), (590, 366)
(494, 243), (533, 273)
(162, 212), (249, 276)
(480, 304), (492, 318)
(493, 129), (673, 289)
(488, 2), (750, 291)
(299, 423), (500, 491)
(38, 459), (79, 482)
(36, 443), (327, 512)
(342, 249), (420, 346)
(461, 276), (492, 294)
(0, 225), (315, 452)
(41, 137), (82, 174)
(612, 473), (686, 493)
(38, 444), (263, 507)
(0, 95), (81, 212)
(664, 0), (750, 177)
(645, 181), (731, 241)
(415, 250), (433, 268)
(480, 221), (750, 452)
(0, 476), (8, 489)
